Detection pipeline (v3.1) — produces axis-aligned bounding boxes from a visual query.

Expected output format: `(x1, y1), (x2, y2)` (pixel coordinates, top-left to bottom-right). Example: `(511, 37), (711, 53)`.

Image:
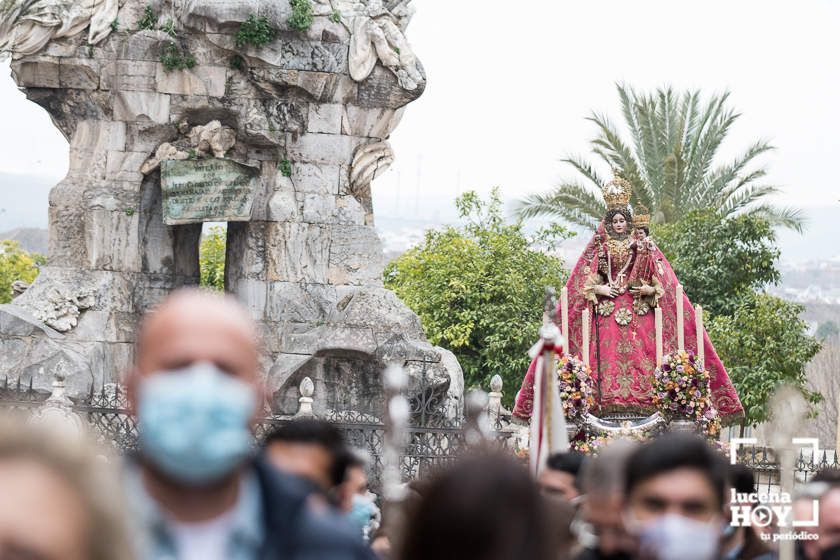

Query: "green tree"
(199, 226), (226, 291)
(654, 210), (780, 316)
(385, 190), (570, 404)
(707, 292), (822, 426)
(516, 85), (804, 232)
(0, 240), (44, 303)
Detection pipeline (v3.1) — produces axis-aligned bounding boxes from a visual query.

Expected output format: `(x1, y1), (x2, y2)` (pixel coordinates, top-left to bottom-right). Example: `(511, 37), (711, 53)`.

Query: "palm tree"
(516, 85), (805, 232)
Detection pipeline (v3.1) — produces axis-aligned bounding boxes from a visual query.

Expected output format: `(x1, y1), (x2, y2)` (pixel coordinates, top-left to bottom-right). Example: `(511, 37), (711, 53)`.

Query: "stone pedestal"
(0, 0), (462, 417)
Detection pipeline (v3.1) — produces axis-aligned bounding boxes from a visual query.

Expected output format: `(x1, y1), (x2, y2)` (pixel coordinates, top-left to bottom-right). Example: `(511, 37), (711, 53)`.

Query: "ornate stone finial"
(464, 390), (491, 446)
(602, 169), (633, 210)
(295, 376), (316, 417)
(634, 204), (651, 228)
(490, 374), (503, 394)
(487, 375), (503, 426)
(28, 362), (85, 439)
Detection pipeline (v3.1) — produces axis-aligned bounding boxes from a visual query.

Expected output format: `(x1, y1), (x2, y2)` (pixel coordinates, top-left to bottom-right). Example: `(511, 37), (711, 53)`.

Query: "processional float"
(526, 283), (714, 464)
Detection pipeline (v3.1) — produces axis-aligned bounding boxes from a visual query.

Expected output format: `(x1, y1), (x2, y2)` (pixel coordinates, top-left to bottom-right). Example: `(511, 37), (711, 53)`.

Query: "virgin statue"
(513, 171), (744, 425)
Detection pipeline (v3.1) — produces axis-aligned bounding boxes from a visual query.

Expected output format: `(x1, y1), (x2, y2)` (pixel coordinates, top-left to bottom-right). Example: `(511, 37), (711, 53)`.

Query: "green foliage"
(816, 321), (839, 341)
(124, 208), (135, 217)
(707, 293), (822, 426)
(517, 85), (804, 232)
(160, 41), (196, 72)
(136, 6), (157, 31)
(199, 226), (226, 291)
(110, 19), (119, 32)
(654, 210), (780, 316)
(230, 55), (246, 71)
(279, 159), (292, 177)
(158, 18), (176, 37)
(384, 189), (571, 404)
(0, 240), (43, 304)
(235, 15), (277, 48)
(288, 0), (314, 32)
(329, 10), (342, 24)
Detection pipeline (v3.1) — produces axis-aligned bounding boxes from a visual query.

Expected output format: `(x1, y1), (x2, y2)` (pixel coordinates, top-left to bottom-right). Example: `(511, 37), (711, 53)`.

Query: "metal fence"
(3, 374), (838, 493)
(0, 366), (484, 494)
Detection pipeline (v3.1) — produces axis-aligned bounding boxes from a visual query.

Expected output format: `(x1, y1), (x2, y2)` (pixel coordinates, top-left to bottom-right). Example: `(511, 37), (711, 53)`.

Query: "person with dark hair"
(264, 418), (347, 492)
(723, 464), (774, 560)
(400, 453), (560, 560)
(541, 451), (586, 502)
(623, 433), (729, 560)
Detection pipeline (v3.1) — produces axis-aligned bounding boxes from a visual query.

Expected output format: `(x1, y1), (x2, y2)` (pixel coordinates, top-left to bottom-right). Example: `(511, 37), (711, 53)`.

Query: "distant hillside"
(0, 172), (54, 231)
(0, 227), (47, 254)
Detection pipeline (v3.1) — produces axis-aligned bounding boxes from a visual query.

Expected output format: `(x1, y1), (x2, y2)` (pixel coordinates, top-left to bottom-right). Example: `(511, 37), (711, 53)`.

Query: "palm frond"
(719, 184), (781, 217)
(514, 183), (605, 229)
(560, 155), (607, 190)
(740, 203), (807, 233)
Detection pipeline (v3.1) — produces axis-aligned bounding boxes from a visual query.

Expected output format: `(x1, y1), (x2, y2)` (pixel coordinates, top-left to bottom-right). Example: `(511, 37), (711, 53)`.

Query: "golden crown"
(634, 204), (651, 228)
(602, 169), (633, 210)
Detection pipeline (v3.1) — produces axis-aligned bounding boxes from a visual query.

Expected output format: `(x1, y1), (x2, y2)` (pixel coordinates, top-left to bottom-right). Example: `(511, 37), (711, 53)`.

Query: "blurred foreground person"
(799, 477), (840, 560)
(723, 464), (774, 560)
(575, 439), (638, 560)
(540, 451), (585, 502)
(0, 417), (133, 560)
(264, 418), (346, 492)
(125, 289), (373, 560)
(624, 433), (728, 560)
(400, 453), (559, 560)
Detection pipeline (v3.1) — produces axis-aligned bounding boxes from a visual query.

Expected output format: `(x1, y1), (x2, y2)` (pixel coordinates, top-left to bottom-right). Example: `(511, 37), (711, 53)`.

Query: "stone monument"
(0, 0), (463, 417)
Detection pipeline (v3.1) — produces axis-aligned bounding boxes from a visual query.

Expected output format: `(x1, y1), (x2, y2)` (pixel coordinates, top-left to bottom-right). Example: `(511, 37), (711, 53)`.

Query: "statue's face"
(612, 213), (628, 234)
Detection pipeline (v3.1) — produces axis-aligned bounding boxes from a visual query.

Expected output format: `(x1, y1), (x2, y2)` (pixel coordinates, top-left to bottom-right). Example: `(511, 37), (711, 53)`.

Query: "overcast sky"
(0, 0), (838, 260)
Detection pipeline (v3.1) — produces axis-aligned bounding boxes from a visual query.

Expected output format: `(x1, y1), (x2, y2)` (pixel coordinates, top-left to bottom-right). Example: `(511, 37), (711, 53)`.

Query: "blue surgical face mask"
(346, 493), (374, 536)
(137, 362), (256, 486)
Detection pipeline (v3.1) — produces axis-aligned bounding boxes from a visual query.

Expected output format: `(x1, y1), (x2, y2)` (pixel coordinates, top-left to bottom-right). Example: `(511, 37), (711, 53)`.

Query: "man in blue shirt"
(124, 289), (374, 560)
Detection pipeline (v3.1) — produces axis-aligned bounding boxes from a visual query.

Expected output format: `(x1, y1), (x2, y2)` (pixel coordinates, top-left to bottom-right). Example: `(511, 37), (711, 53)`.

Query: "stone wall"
(0, 0), (463, 417)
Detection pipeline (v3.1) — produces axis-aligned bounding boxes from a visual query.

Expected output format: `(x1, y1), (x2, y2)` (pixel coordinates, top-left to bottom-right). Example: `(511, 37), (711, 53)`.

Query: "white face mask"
(636, 514), (721, 560)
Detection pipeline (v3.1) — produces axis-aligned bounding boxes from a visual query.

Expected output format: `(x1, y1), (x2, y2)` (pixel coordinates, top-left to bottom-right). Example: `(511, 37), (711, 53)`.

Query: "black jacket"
(253, 455), (376, 560)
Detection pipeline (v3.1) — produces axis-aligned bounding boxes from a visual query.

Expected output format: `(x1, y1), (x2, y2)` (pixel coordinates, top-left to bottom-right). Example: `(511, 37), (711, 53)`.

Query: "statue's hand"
(597, 285), (618, 298)
(630, 284), (656, 297)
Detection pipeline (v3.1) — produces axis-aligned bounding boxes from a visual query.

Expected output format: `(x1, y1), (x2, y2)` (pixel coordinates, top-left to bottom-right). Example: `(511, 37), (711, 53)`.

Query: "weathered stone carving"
(0, 0), (459, 416)
(351, 141), (394, 193)
(22, 286), (95, 333)
(0, 0), (117, 57)
(141, 120), (237, 174)
(11, 280), (29, 298)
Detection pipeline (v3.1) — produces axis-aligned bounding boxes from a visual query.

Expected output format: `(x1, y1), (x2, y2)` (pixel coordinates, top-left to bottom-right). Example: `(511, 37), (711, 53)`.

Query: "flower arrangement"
(556, 355), (596, 423)
(571, 430), (651, 455)
(652, 351), (720, 437)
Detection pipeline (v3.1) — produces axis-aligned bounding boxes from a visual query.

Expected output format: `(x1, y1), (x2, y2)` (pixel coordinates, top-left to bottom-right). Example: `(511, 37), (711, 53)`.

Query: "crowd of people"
(1, 289), (839, 560)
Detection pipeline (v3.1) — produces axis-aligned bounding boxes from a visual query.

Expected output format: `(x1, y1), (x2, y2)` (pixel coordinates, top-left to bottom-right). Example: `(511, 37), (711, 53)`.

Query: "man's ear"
(124, 367), (141, 417)
(251, 377), (270, 427)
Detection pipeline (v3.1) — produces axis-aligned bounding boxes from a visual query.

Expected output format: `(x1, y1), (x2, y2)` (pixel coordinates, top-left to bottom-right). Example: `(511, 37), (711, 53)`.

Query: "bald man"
(124, 289), (374, 560)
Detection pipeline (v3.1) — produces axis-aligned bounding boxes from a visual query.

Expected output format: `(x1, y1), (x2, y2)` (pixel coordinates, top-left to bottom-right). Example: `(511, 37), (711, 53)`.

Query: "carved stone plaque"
(161, 158), (258, 225)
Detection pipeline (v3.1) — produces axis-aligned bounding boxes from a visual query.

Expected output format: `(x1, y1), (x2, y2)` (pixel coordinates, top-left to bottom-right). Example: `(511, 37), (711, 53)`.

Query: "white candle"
(655, 307), (663, 367)
(561, 287), (569, 356)
(676, 284), (684, 352)
(695, 304), (704, 366)
(582, 308), (590, 367)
